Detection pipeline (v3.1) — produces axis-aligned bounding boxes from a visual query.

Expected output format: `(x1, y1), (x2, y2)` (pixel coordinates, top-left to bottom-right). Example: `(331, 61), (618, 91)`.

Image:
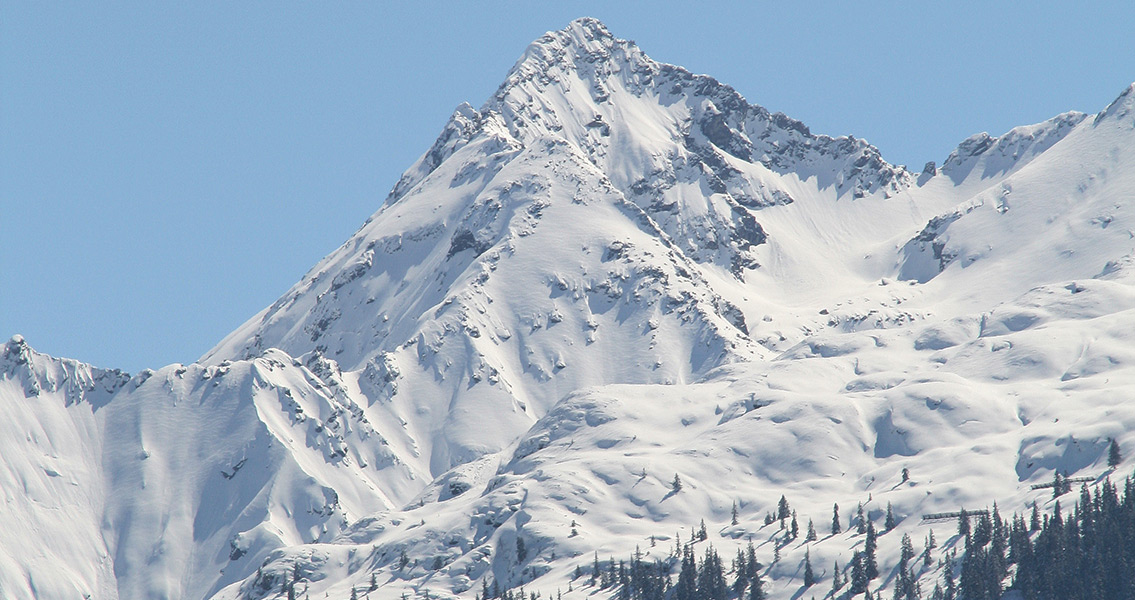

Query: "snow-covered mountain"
(5, 17), (1135, 600)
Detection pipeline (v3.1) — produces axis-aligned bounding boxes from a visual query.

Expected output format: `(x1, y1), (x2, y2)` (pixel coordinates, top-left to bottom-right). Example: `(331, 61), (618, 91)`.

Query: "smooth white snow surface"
(5, 17), (1135, 600)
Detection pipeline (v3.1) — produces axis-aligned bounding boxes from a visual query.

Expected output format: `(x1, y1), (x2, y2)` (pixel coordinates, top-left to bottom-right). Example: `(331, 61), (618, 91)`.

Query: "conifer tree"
(1109, 438), (1122, 467)
(778, 495), (790, 520)
(732, 549), (749, 596)
(956, 509), (970, 537)
(790, 511), (799, 540)
(885, 502), (896, 532)
(805, 519), (817, 542)
(856, 503), (867, 534)
(749, 569), (766, 600)
(865, 522), (879, 580)
(803, 549), (814, 587)
(899, 533), (914, 572)
(831, 561), (842, 595)
(672, 474), (682, 493)
(832, 503), (842, 534)
(849, 551), (867, 595)
(675, 545), (697, 600)
(697, 547), (727, 600)
(745, 541), (760, 582)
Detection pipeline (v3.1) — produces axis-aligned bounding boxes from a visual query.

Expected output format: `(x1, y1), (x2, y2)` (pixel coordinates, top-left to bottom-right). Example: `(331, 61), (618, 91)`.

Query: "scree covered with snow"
(5, 17), (1135, 600)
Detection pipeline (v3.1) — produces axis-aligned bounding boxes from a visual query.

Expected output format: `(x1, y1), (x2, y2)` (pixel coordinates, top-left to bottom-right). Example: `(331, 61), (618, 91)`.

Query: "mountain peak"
(560, 16), (616, 44)
(493, 16), (647, 106)
(519, 17), (623, 67)
(1096, 80), (1135, 124)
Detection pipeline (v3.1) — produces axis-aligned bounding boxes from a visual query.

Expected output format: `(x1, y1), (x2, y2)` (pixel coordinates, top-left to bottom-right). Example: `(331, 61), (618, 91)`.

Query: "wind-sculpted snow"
(0, 343), (422, 600)
(219, 271), (1135, 600)
(7, 17), (1135, 600)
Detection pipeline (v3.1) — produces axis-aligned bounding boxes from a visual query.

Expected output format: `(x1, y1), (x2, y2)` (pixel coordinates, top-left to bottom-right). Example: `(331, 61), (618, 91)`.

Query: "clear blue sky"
(4, 2), (1134, 372)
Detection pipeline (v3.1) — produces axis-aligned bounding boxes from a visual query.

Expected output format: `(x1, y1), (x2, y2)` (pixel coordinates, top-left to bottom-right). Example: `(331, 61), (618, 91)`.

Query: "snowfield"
(4, 17), (1135, 600)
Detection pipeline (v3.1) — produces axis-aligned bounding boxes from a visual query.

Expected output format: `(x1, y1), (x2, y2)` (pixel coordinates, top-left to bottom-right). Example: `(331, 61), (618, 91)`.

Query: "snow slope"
(5, 17), (1135, 600)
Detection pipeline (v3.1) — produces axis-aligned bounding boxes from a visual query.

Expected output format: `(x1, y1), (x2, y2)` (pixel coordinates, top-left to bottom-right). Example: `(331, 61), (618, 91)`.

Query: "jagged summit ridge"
(938, 110), (1088, 184)
(388, 18), (912, 210)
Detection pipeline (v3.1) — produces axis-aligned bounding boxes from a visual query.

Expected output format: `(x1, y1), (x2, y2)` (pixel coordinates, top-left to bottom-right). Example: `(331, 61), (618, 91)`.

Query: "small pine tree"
(856, 503), (867, 534)
(1109, 438), (1123, 467)
(790, 511), (799, 539)
(832, 503), (842, 534)
(899, 533), (914, 571)
(849, 551), (866, 594)
(803, 549), (815, 587)
(1053, 471), (1065, 498)
(806, 519), (817, 542)
(732, 501), (739, 526)
(831, 561), (842, 594)
(901, 467), (910, 482)
(864, 522), (879, 580)
(749, 568), (766, 600)
(351, 588), (358, 600)
(516, 536), (528, 563)
(370, 573), (378, 591)
(957, 509), (970, 537)
(676, 546), (697, 600)
(777, 495), (790, 520)
(672, 473), (683, 493)
(698, 519), (708, 541)
(885, 502), (896, 532)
